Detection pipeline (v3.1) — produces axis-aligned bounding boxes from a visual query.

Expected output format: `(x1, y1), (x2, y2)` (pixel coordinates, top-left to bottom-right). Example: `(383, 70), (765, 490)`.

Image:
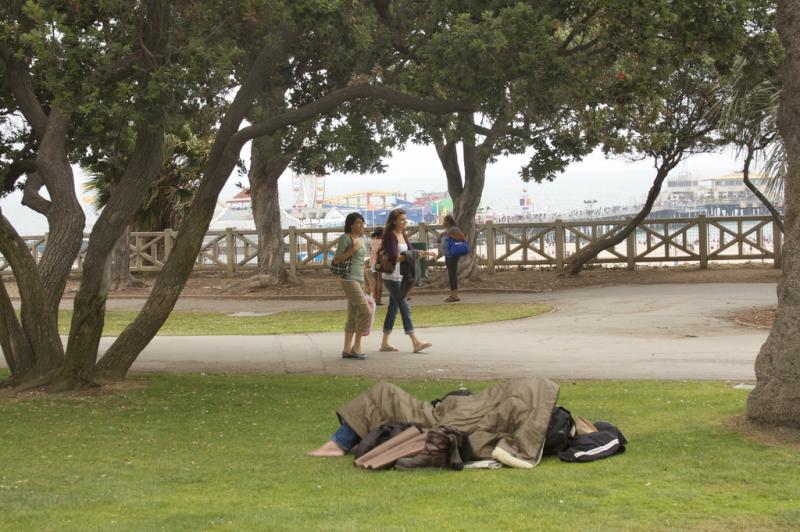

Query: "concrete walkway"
(92, 282), (775, 381)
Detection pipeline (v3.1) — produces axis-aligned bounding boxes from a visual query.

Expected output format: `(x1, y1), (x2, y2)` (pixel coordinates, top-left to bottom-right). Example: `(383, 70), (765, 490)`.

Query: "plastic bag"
(361, 293), (376, 336)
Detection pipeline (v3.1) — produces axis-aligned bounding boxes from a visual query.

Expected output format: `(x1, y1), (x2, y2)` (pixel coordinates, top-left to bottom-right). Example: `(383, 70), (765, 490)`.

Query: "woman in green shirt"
(332, 212), (372, 359)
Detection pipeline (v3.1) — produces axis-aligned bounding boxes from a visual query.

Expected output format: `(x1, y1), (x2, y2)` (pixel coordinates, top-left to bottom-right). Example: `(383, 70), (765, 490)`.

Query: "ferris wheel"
(292, 171), (325, 208)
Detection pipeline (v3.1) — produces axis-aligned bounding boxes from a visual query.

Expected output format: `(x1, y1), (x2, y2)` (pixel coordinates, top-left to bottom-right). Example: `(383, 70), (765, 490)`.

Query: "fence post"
(485, 220), (495, 273)
(418, 222), (428, 246)
(626, 219), (636, 271)
(773, 219), (782, 269)
(698, 214), (708, 269)
(288, 226), (298, 275)
(163, 228), (173, 263)
(555, 219), (565, 271)
(225, 227), (235, 275)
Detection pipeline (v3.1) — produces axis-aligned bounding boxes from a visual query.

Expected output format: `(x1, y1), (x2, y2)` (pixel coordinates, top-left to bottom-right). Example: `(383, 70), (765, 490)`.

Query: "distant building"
(519, 188), (533, 211)
(209, 189), (301, 231)
(292, 206), (349, 228)
(654, 172), (782, 217)
(322, 190), (426, 226)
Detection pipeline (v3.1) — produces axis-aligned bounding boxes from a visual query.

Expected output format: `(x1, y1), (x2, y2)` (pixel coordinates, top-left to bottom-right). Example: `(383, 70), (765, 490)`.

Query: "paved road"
(90, 283), (775, 381)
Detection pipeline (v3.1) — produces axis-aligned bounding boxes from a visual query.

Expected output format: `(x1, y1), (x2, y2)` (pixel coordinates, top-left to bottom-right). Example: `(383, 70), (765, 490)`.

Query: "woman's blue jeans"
(382, 279), (414, 335)
(332, 423), (360, 452)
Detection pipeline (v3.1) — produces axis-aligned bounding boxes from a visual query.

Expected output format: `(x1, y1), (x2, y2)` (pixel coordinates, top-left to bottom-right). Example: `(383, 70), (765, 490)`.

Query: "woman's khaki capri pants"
(340, 280), (371, 333)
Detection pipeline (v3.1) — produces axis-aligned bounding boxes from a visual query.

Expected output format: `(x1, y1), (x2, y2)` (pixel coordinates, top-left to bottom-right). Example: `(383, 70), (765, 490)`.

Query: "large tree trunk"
(59, 128), (165, 389)
(0, 274), (36, 382)
(110, 227), (137, 291)
(251, 133), (292, 276)
(0, 109), (83, 383)
(432, 114), (489, 282)
(94, 46), (285, 379)
(451, 146), (486, 281)
(35, 110), (86, 320)
(0, 213), (66, 381)
(0, 1), (167, 389)
(2, 32), (84, 384)
(563, 157), (680, 276)
(747, 0), (800, 428)
(56, 1), (171, 390)
(222, 131), (296, 294)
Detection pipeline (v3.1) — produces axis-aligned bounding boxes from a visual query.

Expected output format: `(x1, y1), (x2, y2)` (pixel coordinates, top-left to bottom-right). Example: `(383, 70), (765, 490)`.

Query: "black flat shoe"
(342, 351), (367, 360)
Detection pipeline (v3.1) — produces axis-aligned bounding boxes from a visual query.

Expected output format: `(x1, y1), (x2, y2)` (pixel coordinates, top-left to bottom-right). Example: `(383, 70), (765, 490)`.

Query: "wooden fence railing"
(1, 214), (782, 275)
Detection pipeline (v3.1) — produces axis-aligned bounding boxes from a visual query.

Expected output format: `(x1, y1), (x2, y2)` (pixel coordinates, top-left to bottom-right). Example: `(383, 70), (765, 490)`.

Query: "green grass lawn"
(57, 302), (551, 336)
(1, 375), (798, 530)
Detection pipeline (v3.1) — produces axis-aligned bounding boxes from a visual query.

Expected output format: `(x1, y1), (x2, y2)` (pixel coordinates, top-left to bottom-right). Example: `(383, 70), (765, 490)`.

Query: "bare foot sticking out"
(306, 440), (345, 457)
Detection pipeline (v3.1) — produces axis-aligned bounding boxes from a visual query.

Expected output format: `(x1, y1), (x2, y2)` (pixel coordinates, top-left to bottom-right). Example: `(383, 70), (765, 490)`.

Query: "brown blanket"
(337, 377), (559, 467)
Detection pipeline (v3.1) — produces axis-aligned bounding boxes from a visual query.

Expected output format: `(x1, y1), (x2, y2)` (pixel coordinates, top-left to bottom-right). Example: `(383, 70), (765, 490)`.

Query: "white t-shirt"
(382, 241), (408, 282)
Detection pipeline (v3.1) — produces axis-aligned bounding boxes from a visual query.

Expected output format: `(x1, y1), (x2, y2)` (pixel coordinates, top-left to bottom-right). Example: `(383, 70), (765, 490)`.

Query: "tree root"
(0, 377), (19, 389)
(110, 276), (148, 291)
(0, 368), (102, 394)
(219, 271), (302, 294)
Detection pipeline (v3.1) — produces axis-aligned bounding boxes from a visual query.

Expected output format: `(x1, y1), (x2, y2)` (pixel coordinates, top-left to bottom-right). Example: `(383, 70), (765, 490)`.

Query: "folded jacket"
(354, 426), (425, 470)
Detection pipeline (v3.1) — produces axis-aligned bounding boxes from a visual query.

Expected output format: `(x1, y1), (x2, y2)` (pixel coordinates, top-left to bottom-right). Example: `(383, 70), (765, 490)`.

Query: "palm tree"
(718, 57), (784, 232)
(84, 127), (211, 288)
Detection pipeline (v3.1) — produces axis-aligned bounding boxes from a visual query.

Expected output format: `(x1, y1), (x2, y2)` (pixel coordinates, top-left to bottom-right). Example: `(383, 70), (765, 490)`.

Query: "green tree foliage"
(1, 1), (472, 388)
(85, 126), (211, 231)
(358, 1), (755, 279)
(560, 0), (775, 274)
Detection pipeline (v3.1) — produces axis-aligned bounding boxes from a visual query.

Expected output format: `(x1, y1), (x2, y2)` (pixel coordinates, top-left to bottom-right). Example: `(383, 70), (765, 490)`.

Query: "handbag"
(378, 248), (394, 274)
(330, 256), (352, 276)
(447, 238), (469, 257)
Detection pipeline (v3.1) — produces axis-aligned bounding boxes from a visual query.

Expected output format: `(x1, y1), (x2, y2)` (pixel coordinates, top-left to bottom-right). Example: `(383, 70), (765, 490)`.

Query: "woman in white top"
(378, 209), (435, 353)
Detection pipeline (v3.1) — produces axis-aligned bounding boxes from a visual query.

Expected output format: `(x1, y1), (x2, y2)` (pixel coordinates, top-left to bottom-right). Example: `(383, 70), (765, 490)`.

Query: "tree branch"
(373, 0), (417, 60)
(562, 7), (600, 48)
(233, 85), (473, 147)
(21, 173), (51, 216)
(559, 35), (602, 56)
(558, 6), (601, 54)
(93, 52), (139, 86)
(3, 159), (36, 193)
(459, 113), (487, 202)
(480, 104), (515, 154)
(0, 43), (49, 139)
(433, 133), (464, 198)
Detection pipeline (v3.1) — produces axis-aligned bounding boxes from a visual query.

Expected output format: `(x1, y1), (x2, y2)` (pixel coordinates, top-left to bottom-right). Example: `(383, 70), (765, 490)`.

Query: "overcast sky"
(257, 143), (744, 214)
(2, 142), (743, 235)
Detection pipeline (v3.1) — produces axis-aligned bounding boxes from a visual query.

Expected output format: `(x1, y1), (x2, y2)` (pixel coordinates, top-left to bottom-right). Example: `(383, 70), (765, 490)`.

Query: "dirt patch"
(2, 263), (777, 300)
(728, 413), (800, 449)
(732, 306), (776, 329)
(79, 379), (149, 396)
(0, 379), (148, 402)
